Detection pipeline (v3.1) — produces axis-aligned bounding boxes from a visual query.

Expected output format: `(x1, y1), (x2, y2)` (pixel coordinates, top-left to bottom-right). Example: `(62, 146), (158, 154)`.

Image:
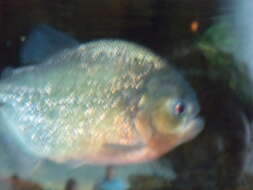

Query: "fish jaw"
(177, 116), (204, 143)
(133, 110), (204, 161)
(145, 116), (204, 156)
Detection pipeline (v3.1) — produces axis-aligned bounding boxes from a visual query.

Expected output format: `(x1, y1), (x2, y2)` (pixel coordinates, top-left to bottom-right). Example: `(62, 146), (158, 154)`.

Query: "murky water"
(0, 0), (253, 190)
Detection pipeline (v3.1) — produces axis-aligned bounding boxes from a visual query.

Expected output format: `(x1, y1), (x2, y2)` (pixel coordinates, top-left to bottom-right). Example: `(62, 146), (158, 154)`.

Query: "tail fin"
(0, 112), (42, 177)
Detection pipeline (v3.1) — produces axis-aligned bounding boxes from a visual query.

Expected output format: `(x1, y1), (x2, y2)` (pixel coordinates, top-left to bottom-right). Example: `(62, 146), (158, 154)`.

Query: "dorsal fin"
(20, 24), (79, 65)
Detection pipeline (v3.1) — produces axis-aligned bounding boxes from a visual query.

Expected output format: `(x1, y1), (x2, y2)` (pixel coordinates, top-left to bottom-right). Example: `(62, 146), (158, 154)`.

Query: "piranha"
(0, 25), (204, 166)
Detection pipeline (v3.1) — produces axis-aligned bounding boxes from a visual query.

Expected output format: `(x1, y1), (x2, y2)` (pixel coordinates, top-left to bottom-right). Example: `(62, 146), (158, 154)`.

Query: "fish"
(0, 25), (204, 166)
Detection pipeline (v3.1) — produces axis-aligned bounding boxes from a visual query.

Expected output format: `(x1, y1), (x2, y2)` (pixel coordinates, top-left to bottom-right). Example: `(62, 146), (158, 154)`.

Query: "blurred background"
(0, 0), (217, 69)
(1, 0), (253, 190)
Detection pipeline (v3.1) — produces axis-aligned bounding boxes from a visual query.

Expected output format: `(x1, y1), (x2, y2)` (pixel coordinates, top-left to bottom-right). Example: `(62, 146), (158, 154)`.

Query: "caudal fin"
(0, 111), (42, 177)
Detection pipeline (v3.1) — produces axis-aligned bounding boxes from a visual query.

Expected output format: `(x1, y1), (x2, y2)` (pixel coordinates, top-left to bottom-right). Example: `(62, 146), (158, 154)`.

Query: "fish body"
(0, 25), (203, 165)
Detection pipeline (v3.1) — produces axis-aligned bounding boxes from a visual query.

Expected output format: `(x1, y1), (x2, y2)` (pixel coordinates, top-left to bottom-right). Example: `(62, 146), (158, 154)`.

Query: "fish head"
(135, 68), (204, 155)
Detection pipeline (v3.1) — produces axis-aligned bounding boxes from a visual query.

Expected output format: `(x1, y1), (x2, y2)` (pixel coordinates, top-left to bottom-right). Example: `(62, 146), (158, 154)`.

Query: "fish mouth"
(180, 116), (204, 142)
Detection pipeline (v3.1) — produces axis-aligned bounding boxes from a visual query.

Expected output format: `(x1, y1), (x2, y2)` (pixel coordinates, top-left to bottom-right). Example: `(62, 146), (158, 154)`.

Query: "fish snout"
(179, 116), (204, 143)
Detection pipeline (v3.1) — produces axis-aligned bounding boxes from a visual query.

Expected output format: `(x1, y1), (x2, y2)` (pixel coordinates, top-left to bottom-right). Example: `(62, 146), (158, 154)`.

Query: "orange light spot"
(190, 21), (199, 33)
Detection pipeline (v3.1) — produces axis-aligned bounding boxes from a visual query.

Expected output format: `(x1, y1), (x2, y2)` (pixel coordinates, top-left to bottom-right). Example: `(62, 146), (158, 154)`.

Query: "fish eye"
(174, 101), (186, 116)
